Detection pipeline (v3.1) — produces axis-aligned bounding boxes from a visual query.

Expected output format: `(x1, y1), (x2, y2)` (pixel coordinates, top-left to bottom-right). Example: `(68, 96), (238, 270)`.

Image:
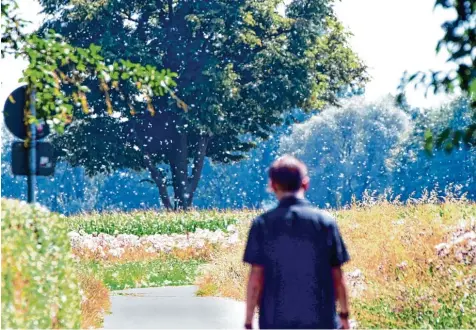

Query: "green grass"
(66, 210), (256, 236)
(354, 288), (476, 329)
(77, 259), (204, 291)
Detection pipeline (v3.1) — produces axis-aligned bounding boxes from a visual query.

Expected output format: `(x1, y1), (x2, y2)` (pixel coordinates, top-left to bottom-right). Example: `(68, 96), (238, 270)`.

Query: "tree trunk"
(169, 132), (189, 210)
(186, 136), (209, 207)
(129, 115), (173, 210)
(143, 151), (173, 210)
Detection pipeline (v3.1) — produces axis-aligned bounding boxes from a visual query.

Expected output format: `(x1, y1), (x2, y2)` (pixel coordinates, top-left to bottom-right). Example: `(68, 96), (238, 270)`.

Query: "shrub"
(1, 199), (81, 329)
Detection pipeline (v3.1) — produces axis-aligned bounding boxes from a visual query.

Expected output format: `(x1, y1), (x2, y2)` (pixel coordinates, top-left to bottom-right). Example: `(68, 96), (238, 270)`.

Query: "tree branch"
(142, 152), (173, 210)
(187, 136), (209, 207)
(119, 11), (140, 23)
(167, 0), (174, 22)
(119, 88), (173, 209)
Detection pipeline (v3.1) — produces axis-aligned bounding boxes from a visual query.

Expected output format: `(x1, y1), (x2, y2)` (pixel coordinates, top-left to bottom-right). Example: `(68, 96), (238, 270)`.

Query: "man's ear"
(302, 176), (310, 191)
(268, 180), (280, 193)
(266, 179), (274, 193)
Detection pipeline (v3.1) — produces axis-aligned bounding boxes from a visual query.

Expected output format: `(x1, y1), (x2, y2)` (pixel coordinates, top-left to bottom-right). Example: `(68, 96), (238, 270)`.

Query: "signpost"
(11, 142), (56, 176)
(3, 85), (55, 203)
(3, 85), (50, 140)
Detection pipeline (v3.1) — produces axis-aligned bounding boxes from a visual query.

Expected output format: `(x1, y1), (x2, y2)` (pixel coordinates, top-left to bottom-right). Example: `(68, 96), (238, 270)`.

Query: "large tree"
(42, 0), (367, 209)
(1, 0), (178, 133)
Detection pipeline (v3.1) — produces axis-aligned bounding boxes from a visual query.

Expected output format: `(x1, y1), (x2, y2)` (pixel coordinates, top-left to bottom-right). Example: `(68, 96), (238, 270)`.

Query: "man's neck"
(277, 190), (305, 201)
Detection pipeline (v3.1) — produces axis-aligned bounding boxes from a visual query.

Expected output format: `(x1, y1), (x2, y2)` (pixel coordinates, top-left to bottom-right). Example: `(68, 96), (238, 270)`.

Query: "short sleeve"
(243, 218), (265, 265)
(329, 222), (350, 267)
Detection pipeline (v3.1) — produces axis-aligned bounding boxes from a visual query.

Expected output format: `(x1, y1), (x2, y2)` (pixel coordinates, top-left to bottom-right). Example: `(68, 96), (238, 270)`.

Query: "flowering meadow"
(3, 197), (475, 328)
(68, 226), (240, 262)
(2, 199), (82, 329)
(63, 196), (476, 328)
(64, 210), (258, 326)
(196, 199), (476, 329)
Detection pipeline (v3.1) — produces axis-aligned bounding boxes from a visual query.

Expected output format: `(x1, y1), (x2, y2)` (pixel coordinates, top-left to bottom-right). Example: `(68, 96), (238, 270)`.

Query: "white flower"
(109, 248), (124, 258)
(228, 233), (239, 245)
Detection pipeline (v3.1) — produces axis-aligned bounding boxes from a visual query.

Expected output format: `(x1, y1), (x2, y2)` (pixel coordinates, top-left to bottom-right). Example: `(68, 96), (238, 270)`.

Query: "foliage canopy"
(42, 0), (368, 208)
(400, 0), (476, 151)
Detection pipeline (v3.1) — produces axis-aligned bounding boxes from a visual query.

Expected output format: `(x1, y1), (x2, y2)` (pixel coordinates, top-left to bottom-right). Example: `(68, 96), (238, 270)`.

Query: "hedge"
(1, 199), (81, 329)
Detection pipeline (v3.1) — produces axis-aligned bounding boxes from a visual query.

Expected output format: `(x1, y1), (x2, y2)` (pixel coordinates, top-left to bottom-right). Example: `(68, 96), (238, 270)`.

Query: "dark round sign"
(3, 85), (50, 140)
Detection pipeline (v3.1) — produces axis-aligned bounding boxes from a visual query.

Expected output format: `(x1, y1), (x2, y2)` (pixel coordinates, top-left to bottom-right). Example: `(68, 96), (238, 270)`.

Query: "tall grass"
(66, 210), (256, 235)
(77, 259), (203, 291)
(196, 199), (476, 328)
(78, 274), (111, 329)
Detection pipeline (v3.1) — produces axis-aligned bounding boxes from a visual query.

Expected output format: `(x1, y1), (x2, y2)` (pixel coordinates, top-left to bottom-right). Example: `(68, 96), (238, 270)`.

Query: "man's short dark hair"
(268, 155), (308, 192)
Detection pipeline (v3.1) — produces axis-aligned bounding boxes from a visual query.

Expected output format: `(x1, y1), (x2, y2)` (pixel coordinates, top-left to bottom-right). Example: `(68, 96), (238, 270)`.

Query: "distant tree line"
(1, 0), (473, 213)
(2, 96), (474, 213)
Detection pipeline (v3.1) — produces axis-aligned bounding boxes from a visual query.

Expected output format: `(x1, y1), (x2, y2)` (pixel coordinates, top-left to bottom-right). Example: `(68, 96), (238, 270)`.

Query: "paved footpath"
(103, 286), (259, 329)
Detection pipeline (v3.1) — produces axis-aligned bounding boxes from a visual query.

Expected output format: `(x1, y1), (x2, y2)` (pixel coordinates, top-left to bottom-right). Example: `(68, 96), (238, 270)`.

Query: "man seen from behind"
(243, 155), (351, 329)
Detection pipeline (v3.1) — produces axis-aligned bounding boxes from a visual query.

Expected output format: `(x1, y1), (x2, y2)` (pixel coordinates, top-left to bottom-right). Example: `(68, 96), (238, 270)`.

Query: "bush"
(1, 199), (81, 329)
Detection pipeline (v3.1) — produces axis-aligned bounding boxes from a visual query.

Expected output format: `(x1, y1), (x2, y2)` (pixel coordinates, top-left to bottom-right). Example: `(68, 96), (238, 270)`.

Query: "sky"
(0, 0), (454, 112)
(333, 0), (454, 106)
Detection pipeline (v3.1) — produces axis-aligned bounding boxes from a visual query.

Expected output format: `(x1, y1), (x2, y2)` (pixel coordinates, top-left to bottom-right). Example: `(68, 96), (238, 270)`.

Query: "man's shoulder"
(252, 209), (274, 223)
(293, 204), (335, 224)
(297, 206), (337, 228)
(257, 204), (337, 228)
(310, 208), (336, 224)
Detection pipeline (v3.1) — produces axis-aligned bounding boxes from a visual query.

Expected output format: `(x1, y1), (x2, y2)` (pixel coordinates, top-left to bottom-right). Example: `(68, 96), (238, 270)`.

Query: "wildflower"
(396, 261), (408, 271)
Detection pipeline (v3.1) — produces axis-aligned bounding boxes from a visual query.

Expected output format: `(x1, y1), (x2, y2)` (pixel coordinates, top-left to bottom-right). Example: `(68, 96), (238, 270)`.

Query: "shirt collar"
(277, 195), (310, 208)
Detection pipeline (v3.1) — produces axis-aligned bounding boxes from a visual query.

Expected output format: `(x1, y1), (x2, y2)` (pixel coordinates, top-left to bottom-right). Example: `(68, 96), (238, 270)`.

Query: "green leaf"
(89, 43), (101, 54)
(444, 142), (453, 154)
(436, 128), (451, 148)
(424, 129), (433, 141)
(470, 78), (476, 99)
(408, 72), (419, 82)
(463, 124), (476, 144)
(452, 130), (462, 147)
(424, 139), (434, 156)
(79, 85), (91, 93)
(121, 72), (130, 80)
(55, 124), (65, 134)
(77, 62), (86, 71)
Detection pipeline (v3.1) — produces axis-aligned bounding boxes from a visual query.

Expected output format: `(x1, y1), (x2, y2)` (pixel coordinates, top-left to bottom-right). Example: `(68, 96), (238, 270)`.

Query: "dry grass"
(72, 244), (217, 263)
(195, 200), (476, 328)
(79, 273), (111, 329)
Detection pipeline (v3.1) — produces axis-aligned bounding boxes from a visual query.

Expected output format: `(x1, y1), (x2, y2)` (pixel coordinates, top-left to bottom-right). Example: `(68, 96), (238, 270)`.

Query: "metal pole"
(27, 88), (37, 203)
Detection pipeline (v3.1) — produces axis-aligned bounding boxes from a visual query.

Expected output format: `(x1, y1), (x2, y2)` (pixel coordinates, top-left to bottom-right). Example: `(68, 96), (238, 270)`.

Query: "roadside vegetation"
(65, 210), (250, 236)
(1, 199), (97, 329)
(4, 195), (475, 328)
(196, 195), (476, 328)
(77, 259), (202, 291)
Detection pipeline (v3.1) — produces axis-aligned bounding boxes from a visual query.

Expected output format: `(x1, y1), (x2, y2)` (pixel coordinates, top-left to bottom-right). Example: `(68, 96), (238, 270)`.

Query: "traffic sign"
(3, 85), (50, 140)
(11, 141), (56, 176)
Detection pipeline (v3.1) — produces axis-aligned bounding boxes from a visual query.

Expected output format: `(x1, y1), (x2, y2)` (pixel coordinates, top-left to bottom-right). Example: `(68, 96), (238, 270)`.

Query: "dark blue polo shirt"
(243, 196), (350, 329)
